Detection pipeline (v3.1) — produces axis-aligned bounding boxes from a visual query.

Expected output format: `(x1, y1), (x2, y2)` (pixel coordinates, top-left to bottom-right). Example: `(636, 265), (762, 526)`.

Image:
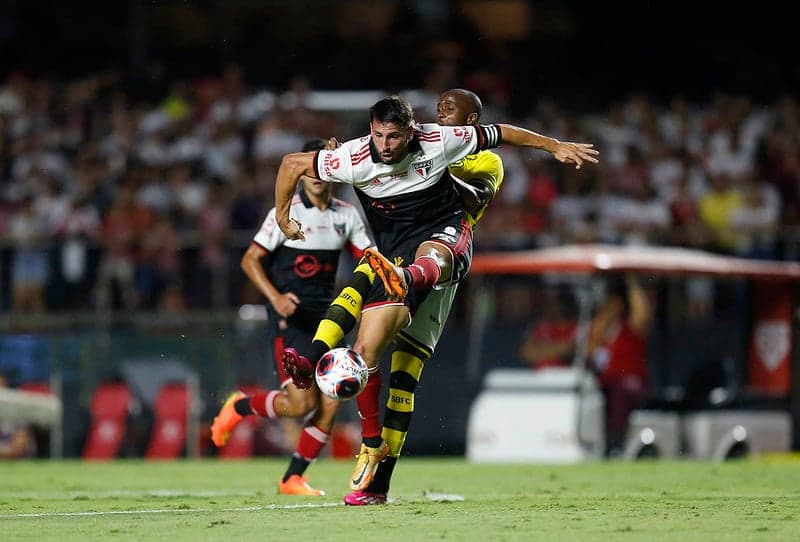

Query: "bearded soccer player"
(275, 94), (598, 497)
(344, 88), (507, 504)
(210, 138), (371, 496)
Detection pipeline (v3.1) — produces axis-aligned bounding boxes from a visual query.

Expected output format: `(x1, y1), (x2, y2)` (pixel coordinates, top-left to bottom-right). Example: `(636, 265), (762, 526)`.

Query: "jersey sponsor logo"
(412, 158), (433, 178)
(294, 254), (321, 278)
(453, 127), (473, 143)
(322, 153), (341, 177)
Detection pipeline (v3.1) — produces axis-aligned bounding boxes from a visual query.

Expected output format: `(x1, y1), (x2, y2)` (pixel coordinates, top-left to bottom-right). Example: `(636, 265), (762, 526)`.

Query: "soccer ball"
(315, 347), (369, 401)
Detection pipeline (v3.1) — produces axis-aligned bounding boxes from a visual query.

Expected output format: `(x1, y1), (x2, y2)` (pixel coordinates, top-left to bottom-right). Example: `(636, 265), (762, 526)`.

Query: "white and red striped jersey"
(253, 190), (372, 315)
(312, 123), (501, 228)
(314, 123), (500, 198)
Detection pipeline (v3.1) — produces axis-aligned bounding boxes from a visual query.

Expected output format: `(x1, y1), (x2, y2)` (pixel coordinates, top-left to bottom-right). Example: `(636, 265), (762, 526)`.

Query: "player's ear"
(467, 112), (478, 125)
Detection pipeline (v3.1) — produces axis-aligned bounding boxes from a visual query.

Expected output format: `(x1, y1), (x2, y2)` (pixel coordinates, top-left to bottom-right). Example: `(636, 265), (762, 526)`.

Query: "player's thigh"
(355, 305), (410, 367)
(421, 218), (473, 285)
(401, 283), (459, 354)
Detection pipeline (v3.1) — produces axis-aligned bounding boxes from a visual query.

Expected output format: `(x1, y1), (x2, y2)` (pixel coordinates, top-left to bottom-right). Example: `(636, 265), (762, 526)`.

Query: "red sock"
(295, 424), (330, 461)
(356, 368), (382, 438)
(406, 255), (441, 292)
(249, 391), (279, 418)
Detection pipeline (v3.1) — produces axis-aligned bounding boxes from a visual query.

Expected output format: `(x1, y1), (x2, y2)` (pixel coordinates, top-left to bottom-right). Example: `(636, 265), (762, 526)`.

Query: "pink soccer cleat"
(343, 490), (388, 506)
(282, 347), (314, 389)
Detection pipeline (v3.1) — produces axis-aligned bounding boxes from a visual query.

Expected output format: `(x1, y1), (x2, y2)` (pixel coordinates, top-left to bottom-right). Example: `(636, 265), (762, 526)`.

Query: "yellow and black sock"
(308, 261), (375, 363)
(370, 335), (430, 493)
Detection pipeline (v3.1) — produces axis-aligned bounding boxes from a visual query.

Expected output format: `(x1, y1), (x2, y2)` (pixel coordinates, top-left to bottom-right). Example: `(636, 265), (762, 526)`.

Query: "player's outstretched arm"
(275, 151), (317, 240)
(497, 123), (599, 169)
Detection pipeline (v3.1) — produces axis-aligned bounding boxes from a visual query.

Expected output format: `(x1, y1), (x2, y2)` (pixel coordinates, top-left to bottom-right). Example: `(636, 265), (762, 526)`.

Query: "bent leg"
(307, 260), (377, 363)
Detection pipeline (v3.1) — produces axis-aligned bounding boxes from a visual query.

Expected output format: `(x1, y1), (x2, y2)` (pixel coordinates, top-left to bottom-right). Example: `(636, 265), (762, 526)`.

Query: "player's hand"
(280, 217), (305, 241)
(274, 292), (300, 318)
(552, 141), (599, 169)
(325, 137), (341, 150)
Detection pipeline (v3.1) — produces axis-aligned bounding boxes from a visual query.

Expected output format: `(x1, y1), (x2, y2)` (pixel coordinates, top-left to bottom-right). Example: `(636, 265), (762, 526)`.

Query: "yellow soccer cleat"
(364, 247), (408, 301)
(210, 391), (246, 447)
(349, 441), (390, 491)
(278, 475), (326, 496)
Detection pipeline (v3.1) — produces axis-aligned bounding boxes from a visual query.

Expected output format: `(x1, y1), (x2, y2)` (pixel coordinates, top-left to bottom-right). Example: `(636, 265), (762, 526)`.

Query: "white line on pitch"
(0, 501), (343, 519)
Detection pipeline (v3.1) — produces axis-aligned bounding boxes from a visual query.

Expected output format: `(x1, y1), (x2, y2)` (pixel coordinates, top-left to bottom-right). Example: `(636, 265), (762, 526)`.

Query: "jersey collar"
(299, 187), (335, 210)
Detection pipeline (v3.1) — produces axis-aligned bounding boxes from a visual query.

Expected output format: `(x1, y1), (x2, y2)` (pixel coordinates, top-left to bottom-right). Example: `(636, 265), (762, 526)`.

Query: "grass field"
(1, 457), (799, 541)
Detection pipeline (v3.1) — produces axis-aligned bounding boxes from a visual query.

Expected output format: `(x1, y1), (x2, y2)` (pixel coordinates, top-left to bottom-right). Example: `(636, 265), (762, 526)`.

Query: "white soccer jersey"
(313, 123), (501, 198)
(253, 191), (372, 313)
(254, 195), (371, 254)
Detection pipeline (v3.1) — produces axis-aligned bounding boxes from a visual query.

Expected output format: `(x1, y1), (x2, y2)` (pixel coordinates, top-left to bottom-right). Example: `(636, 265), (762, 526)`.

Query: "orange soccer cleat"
(349, 441), (390, 491)
(210, 391), (245, 447)
(364, 247), (408, 301)
(278, 475), (326, 496)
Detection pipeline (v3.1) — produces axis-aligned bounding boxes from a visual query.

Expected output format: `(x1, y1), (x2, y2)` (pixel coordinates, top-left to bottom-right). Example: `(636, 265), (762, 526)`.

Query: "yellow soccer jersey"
(448, 150), (504, 227)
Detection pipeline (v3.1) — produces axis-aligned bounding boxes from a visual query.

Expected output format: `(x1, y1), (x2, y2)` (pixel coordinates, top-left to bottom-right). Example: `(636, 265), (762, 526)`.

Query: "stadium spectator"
(7, 194), (49, 312)
(519, 285), (579, 370)
(210, 138), (372, 496)
(697, 171), (743, 253)
(587, 275), (652, 457)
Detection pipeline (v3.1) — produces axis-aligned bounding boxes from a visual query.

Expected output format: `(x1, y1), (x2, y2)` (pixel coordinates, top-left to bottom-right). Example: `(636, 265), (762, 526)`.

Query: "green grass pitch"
(1, 457), (798, 541)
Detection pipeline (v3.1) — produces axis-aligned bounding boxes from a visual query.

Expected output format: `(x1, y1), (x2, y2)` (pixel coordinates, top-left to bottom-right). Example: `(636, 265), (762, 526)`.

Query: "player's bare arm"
(275, 151), (317, 240)
(497, 123), (599, 169)
(240, 243), (300, 318)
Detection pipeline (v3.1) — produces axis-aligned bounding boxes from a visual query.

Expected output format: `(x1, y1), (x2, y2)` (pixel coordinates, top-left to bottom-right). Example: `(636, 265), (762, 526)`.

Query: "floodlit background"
(0, 1), (797, 461)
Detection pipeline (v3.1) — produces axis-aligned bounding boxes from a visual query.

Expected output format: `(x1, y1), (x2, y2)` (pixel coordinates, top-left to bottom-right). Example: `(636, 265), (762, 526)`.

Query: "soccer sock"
(369, 339), (428, 494)
(381, 339), (427, 458)
(404, 255), (441, 292)
(282, 424), (330, 481)
(357, 366), (382, 447)
(309, 261), (376, 363)
(236, 391), (280, 418)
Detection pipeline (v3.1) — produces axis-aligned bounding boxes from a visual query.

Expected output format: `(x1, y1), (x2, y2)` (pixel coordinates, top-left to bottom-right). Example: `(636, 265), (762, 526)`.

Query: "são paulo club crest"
(412, 158), (433, 178)
(334, 222), (346, 237)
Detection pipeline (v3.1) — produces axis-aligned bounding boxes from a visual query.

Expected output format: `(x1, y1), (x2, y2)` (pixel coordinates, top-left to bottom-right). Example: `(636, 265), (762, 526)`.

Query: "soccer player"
(344, 88), (507, 504)
(276, 95), (598, 496)
(210, 138), (372, 496)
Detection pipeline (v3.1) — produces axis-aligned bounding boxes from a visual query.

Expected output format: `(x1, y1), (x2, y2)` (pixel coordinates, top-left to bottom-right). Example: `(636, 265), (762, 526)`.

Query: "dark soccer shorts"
(364, 214), (473, 314)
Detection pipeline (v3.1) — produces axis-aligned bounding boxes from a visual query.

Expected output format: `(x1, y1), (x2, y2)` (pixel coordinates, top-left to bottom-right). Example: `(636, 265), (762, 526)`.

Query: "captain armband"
(477, 124), (502, 149)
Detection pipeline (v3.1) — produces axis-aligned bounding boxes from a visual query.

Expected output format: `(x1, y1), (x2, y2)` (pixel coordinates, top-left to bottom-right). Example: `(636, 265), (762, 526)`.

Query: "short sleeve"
(252, 208), (285, 251)
(315, 146), (356, 184)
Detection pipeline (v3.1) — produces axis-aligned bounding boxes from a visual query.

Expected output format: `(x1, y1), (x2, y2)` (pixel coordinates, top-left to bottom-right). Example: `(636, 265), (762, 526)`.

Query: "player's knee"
(416, 242), (453, 281)
(352, 343), (378, 369)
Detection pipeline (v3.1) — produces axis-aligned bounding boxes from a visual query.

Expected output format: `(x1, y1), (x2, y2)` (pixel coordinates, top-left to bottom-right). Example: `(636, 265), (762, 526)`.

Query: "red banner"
(748, 282), (792, 394)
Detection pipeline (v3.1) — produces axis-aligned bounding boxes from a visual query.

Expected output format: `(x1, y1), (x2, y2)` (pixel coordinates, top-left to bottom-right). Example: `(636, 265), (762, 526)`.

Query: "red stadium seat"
(145, 382), (191, 460)
(217, 385), (264, 459)
(82, 383), (134, 460)
(18, 381), (52, 395)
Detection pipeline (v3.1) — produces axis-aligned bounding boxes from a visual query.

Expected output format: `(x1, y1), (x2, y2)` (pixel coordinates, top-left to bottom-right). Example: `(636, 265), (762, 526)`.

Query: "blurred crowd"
(0, 67), (798, 314)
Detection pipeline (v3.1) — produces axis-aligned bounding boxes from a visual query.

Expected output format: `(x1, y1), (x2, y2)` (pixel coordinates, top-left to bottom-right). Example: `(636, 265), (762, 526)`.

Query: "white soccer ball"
(315, 347), (369, 401)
